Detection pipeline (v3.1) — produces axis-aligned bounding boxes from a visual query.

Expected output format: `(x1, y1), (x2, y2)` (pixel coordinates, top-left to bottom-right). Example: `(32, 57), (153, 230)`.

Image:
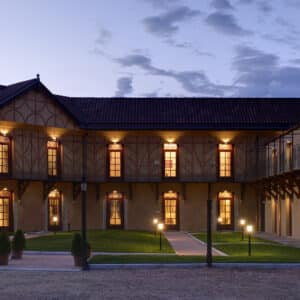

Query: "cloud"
(206, 12), (252, 36)
(143, 6), (201, 38)
(143, 0), (181, 9)
(257, 1), (272, 14)
(232, 45), (300, 97)
(95, 29), (112, 46)
(115, 77), (133, 97)
(211, 0), (233, 10)
(116, 53), (227, 96)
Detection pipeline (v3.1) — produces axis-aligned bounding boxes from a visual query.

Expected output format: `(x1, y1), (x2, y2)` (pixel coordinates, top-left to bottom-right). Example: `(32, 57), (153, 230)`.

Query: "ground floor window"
(0, 190), (13, 231)
(217, 191), (234, 230)
(48, 190), (62, 231)
(163, 191), (179, 230)
(107, 191), (124, 229)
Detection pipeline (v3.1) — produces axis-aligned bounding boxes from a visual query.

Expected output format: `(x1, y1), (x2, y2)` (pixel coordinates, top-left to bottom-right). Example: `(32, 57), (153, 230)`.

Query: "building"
(1, 76), (300, 236)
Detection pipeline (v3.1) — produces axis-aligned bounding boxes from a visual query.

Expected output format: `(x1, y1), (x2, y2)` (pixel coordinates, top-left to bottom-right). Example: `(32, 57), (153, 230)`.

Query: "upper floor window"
(108, 144), (123, 178)
(0, 136), (10, 175)
(163, 143), (178, 178)
(218, 144), (233, 178)
(47, 140), (60, 177)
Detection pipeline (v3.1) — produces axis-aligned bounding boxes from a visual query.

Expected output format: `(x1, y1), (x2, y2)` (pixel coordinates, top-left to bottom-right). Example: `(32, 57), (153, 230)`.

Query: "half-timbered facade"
(1, 76), (300, 234)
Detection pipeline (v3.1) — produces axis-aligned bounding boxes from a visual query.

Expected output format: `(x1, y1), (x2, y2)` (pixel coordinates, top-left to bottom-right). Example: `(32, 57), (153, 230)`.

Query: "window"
(48, 190), (62, 231)
(163, 191), (179, 230)
(218, 191), (234, 230)
(163, 143), (178, 178)
(0, 190), (12, 230)
(47, 140), (60, 177)
(108, 144), (123, 178)
(0, 136), (10, 175)
(107, 191), (124, 229)
(218, 144), (233, 178)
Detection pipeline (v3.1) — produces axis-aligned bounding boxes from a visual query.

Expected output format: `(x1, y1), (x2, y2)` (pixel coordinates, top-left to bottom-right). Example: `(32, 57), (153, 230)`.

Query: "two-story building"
(1, 76), (300, 234)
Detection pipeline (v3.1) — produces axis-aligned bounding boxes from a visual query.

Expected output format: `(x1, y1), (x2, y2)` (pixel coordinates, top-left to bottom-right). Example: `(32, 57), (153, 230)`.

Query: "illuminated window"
(163, 143), (178, 178)
(218, 144), (233, 178)
(218, 191), (233, 229)
(0, 136), (10, 175)
(48, 190), (62, 230)
(108, 144), (123, 178)
(163, 191), (178, 228)
(0, 190), (12, 230)
(107, 191), (123, 228)
(47, 140), (60, 177)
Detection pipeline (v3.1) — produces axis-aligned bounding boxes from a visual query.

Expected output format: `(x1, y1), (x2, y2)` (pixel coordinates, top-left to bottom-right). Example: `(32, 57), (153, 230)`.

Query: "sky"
(1, 0), (300, 98)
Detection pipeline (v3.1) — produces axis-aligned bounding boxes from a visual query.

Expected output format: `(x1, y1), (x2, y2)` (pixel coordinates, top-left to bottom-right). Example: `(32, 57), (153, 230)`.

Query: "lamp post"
(81, 133), (89, 271)
(53, 216), (58, 235)
(240, 219), (246, 241)
(246, 225), (254, 256)
(157, 223), (164, 251)
(153, 218), (158, 235)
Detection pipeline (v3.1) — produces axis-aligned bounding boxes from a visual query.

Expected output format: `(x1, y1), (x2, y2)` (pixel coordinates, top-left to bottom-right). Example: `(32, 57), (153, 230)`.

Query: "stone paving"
(0, 254), (78, 271)
(164, 231), (226, 256)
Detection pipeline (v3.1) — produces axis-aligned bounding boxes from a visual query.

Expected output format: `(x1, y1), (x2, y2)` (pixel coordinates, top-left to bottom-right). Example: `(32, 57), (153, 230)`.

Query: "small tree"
(71, 233), (83, 257)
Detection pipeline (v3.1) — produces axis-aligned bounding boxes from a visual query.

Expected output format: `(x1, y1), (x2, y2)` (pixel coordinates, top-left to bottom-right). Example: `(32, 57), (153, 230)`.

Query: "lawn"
(26, 230), (174, 253)
(193, 232), (300, 263)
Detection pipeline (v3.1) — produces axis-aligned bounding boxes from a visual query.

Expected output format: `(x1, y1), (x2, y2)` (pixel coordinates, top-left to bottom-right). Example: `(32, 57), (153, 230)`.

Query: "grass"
(26, 230), (174, 253)
(193, 232), (275, 244)
(193, 232), (300, 263)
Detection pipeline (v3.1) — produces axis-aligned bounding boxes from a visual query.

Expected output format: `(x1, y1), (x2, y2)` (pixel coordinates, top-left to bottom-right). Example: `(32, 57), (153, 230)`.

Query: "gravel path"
(0, 268), (299, 299)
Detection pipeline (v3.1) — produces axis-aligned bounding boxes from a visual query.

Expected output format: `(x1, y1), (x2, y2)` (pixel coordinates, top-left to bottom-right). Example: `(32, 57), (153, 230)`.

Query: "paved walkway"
(255, 232), (300, 248)
(0, 254), (78, 271)
(164, 231), (226, 256)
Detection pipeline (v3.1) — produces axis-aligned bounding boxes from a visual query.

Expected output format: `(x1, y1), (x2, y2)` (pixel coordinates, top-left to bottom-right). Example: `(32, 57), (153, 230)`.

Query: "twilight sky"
(1, 0), (300, 98)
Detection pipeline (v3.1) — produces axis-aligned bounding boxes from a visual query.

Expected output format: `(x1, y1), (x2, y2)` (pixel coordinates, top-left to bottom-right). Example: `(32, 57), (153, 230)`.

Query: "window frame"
(217, 144), (234, 180)
(162, 143), (179, 179)
(47, 140), (61, 179)
(106, 191), (124, 229)
(47, 190), (62, 231)
(107, 144), (124, 180)
(162, 191), (180, 230)
(217, 191), (234, 231)
(0, 190), (13, 232)
(0, 136), (12, 178)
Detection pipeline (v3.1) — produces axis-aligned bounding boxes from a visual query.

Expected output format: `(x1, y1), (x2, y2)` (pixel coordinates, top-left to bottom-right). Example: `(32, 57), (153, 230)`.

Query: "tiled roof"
(0, 79), (38, 106)
(2, 78), (300, 130)
(56, 95), (300, 130)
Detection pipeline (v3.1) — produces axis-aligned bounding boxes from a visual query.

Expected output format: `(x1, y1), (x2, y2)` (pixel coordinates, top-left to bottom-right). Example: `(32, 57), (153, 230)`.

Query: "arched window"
(107, 191), (124, 229)
(217, 191), (234, 230)
(48, 189), (62, 231)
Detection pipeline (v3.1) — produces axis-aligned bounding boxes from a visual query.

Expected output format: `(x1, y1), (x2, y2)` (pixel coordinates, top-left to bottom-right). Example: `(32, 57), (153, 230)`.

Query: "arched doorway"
(162, 191), (179, 230)
(0, 189), (13, 231)
(217, 191), (234, 231)
(48, 189), (62, 231)
(106, 191), (124, 229)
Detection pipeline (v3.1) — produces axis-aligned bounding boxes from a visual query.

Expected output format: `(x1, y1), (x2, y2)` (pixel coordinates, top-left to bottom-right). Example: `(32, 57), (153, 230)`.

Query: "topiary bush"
(0, 231), (11, 255)
(12, 230), (26, 255)
(71, 233), (83, 257)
